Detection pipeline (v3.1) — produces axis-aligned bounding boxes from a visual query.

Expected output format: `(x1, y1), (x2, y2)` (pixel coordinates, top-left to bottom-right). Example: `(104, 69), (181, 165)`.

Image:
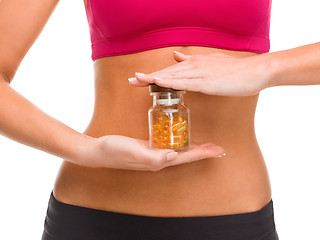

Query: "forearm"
(0, 77), (95, 164)
(264, 41), (320, 87)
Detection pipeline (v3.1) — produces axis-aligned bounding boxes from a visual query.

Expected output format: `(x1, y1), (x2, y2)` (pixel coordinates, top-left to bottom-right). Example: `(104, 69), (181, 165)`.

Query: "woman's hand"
(75, 135), (225, 171)
(128, 51), (272, 96)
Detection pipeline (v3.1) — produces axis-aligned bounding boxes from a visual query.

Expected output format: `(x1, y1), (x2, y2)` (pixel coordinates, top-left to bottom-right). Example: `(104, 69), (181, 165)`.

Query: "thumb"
(149, 148), (178, 165)
(173, 51), (191, 62)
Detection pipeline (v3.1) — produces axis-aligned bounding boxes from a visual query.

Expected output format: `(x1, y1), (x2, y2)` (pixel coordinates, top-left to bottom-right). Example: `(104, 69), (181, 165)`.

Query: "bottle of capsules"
(148, 83), (191, 151)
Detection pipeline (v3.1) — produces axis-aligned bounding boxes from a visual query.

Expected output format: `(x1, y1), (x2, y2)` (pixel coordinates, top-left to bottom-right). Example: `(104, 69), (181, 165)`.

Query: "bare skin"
(51, 0), (272, 218)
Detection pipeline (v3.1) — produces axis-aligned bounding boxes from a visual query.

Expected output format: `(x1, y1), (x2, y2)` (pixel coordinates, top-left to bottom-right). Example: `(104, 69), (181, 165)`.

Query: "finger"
(156, 61), (192, 73)
(128, 77), (150, 87)
(134, 72), (156, 83)
(164, 144), (225, 166)
(133, 61), (192, 81)
(154, 77), (204, 92)
(138, 145), (178, 166)
(210, 52), (240, 58)
(163, 69), (203, 79)
(173, 51), (192, 62)
(132, 72), (170, 84)
(132, 68), (196, 85)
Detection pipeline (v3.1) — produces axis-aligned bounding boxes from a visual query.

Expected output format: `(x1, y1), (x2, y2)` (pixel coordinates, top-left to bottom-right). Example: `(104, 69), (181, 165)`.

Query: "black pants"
(42, 191), (279, 240)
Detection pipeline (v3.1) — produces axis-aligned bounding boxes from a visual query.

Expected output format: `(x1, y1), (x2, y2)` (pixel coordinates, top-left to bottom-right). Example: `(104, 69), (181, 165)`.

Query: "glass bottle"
(148, 83), (191, 151)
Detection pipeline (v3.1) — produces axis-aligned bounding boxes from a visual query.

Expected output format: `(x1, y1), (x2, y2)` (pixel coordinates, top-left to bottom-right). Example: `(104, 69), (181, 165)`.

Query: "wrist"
(257, 52), (282, 89)
(66, 132), (98, 166)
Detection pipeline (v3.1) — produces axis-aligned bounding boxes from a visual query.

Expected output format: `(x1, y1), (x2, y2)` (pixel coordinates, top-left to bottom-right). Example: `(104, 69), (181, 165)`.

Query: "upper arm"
(0, 0), (59, 83)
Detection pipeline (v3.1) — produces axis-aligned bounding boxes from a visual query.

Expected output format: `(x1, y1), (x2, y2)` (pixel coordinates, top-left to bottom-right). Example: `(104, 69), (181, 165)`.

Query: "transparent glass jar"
(148, 83), (191, 151)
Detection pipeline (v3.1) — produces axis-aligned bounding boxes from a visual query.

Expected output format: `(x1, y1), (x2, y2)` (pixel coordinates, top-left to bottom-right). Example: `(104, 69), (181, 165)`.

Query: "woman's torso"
(52, 0), (272, 217)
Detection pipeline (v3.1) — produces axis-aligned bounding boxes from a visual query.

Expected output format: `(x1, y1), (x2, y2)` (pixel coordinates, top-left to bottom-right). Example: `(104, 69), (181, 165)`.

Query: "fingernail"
(218, 153), (226, 158)
(166, 152), (178, 161)
(128, 77), (136, 82)
(135, 72), (145, 76)
(174, 50), (184, 55)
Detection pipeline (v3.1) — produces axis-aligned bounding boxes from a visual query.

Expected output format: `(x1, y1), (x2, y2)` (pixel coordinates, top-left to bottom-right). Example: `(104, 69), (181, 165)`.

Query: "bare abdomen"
(53, 46), (272, 217)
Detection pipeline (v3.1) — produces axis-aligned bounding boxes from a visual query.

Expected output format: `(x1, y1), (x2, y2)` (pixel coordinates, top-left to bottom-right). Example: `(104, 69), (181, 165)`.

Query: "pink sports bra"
(85, 0), (272, 61)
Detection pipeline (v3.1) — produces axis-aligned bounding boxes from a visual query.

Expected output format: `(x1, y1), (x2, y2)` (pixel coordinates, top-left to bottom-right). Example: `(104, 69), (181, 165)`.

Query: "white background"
(0, 0), (320, 239)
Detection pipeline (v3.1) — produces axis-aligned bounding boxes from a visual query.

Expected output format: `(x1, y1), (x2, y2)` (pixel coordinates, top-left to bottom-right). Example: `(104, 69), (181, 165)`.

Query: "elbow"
(0, 72), (12, 85)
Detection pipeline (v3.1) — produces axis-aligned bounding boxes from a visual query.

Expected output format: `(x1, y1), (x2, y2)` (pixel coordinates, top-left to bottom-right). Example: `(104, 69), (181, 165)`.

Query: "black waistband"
(43, 191), (277, 240)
